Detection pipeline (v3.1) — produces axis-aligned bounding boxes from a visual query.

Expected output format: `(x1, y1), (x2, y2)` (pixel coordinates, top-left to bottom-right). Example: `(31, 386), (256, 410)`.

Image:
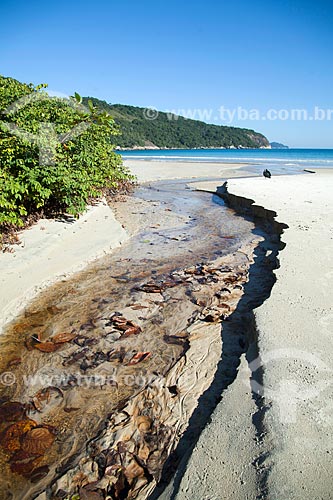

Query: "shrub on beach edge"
(0, 75), (134, 231)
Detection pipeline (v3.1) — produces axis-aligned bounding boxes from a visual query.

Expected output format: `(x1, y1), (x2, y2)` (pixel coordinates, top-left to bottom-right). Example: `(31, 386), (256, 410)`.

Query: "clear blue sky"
(1, 0), (332, 147)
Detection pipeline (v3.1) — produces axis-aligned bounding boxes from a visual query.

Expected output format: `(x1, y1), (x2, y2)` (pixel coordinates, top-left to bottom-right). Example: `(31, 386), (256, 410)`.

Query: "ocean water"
(120, 148), (333, 170)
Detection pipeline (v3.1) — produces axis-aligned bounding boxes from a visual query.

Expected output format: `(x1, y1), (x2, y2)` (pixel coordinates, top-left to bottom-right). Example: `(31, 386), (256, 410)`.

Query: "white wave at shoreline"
(121, 154), (333, 167)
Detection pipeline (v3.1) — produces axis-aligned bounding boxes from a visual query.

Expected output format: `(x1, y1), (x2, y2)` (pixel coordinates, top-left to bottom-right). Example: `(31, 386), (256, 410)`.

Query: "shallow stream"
(0, 180), (262, 499)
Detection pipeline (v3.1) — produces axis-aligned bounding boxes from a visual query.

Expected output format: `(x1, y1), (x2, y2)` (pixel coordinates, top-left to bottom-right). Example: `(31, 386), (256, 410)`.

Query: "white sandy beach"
(0, 161), (332, 499)
(0, 200), (127, 334)
(125, 159), (249, 182)
(169, 169), (333, 500)
(225, 169), (333, 500)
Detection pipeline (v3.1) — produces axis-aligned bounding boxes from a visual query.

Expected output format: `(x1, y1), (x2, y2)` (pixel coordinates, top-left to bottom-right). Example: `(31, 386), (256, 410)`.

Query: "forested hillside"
(82, 97), (270, 149)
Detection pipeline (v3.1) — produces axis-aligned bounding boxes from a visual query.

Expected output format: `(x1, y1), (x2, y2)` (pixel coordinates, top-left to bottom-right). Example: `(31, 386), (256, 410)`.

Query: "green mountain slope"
(83, 97), (270, 149)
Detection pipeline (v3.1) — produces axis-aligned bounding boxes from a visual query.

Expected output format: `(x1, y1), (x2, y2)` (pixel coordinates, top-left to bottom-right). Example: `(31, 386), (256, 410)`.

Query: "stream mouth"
(0, 180), (263, 499)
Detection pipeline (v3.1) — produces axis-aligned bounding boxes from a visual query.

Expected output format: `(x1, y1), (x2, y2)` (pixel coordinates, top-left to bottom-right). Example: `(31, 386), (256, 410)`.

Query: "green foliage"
(0, 76), (133, 228)
(82, 97), (270, 149)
